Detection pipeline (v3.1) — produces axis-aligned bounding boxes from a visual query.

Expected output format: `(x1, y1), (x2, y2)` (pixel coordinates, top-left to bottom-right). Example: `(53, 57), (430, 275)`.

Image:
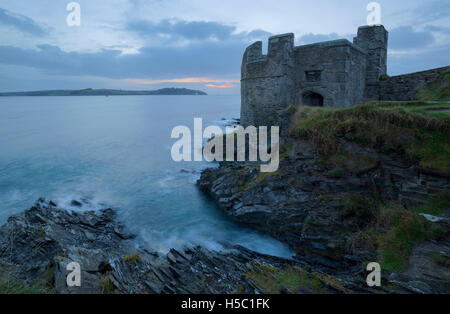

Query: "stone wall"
(240, 25), (389, 128)
(353, 26), (388, 83)
(240, 35), (372, 127)
(379, 66), (450, 101)
(292, 40), (367, 109)
(240, 24), (449, 129)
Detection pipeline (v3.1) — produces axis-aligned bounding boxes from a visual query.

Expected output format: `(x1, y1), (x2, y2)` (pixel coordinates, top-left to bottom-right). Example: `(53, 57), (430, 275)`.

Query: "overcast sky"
(0, 0), (449, 94)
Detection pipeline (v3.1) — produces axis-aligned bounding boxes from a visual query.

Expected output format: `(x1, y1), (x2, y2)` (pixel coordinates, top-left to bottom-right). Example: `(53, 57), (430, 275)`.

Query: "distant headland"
(0, 87), (208, 97)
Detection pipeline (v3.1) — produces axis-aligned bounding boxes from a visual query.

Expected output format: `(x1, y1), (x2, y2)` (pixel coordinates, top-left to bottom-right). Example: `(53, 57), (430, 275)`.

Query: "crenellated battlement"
(243, 33), (295, 65)
(267, 33), (294, 57)
(243, 41), (264, 64)
(243, 36), (368, 66)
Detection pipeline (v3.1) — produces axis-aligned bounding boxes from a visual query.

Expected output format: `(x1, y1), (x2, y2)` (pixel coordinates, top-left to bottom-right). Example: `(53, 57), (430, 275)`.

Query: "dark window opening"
(305, 70), (322, 82)
(302, 91), (324, 107)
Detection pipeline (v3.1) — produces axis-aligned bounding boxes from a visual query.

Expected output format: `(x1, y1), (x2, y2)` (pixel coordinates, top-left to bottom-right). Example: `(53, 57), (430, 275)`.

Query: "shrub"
(328, 167), (345, 178)
(244, 262), (327, 294)
(99, 276), (115, 294)
(124, 252), (141, 265)
(414, 193), (450, 215)
(344, 194), (380, 219)
(366, 202), (445, 272)
(432, 253), (450, 268)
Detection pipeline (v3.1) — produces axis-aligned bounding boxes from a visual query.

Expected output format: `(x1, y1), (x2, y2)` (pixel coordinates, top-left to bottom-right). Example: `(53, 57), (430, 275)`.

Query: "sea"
(0, 95), (293, 257)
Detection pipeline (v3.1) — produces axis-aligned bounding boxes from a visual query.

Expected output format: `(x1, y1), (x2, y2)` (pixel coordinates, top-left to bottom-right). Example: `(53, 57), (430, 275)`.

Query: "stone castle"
(240, 25), (449, 127)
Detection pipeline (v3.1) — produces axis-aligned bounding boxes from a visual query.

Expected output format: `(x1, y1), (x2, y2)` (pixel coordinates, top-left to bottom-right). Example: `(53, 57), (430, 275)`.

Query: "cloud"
(298, 32), (341, 45)
(205, 83), (236, 88)
(411, 0), (450, 24)
(297, 24), (446, 53)
(0, 7), (47, 36)
(0, 41), (244, 80)
(127, 19), (236, 40)
(0, 19), (272, 81)
(124, 78), (239, 84)
(388, 44), (450, 75)
(389, 26), (435, 50)
(424, 25), (450, 36)
(125, 19), (272, 45)
(0, 2), (447, 93)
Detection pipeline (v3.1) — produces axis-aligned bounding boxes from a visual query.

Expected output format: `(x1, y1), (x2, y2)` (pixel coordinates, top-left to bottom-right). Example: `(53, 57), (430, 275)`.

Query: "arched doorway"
(302, 91), (324, 107)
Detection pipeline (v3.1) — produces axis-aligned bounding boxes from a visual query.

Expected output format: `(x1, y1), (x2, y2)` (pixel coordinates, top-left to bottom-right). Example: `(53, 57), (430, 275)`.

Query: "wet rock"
(280, 285), (293, 294)
(0, 200), (324, 294)
(70, 200), (83, 207)
(98, 261), (112, 274)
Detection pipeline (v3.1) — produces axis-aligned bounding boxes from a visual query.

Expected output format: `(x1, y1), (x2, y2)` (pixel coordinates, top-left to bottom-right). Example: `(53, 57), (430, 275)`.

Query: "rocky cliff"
(4, 197), (413, 294)
(0, 198), (302, 294)
(198, 101), (450, 293)
(1, 103), (448, 294)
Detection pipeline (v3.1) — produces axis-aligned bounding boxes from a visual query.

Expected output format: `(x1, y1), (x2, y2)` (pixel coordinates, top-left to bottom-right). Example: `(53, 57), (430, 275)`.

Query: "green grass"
(291, 102), (450, 171)
(343, 194), (380, 219)
(377, 213), (444, 272)
(376, 101), (450, 119)
(239, 170), (281, 192)
(414, 193), (450, 215)
(358, 202), (446, 272)
(320, 151), (377, 174)
(245, 262), (327, 294)
(253, 171), (280, 184)
(328, 167), (345, 178)
(411, 131), (450, 170)
(0, 263), (55, 294)
(432, 253), (450, 268)
(416, 71), (450, 102)
(99, 276), (116, 294)
(124, 252), (141, 265)
(0, 278), (52, 294)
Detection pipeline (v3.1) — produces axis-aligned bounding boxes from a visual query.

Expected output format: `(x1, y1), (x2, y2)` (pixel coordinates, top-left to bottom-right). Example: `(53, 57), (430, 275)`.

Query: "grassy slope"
(287, 81), (450, 273)
(242, 194), (450, 291)
(416, 70), (450, 102)
(243, 261), (353, 294)
(289, 102), (450, 272)
(290, 70), (449, 172)
(0, 265), (54, 294)
(243, 99), (450, 283)
(0, 280), (51, 294)
(353, 198), (446, 272)
(291, 101), (450, 171)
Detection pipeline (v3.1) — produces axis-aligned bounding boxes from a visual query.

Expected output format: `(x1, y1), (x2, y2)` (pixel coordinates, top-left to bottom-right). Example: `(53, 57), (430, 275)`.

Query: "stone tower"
(353, 25), (389, 100)
(240, 33), (296, 127)
(240, 25), (389, 128)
